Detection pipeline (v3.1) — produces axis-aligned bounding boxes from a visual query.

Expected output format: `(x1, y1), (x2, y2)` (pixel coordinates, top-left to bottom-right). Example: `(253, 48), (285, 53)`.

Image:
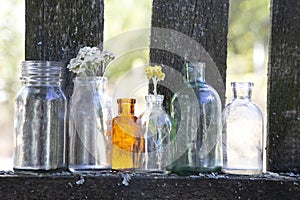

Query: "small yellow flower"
(153, 66), (160, 75)
(153, 65), (165, 80)
(153, 65), (161, 73)
(144, 64), (166, 95)
(156, 71), (165, 80)
(145, 66), (154, 80)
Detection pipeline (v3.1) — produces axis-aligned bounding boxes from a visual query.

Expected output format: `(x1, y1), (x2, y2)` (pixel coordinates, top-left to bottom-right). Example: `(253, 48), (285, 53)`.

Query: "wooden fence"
(0, 0), (299, 198)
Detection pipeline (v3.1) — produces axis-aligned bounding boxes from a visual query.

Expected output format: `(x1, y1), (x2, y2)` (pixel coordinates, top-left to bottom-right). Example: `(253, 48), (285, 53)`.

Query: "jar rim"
(22, 60), (64, 66)
(73, 76), (107, 83)
(191, 61), (206, 68)
(145, 94), (164, 101)
(231, 82), (254, 87)
(117, 98), (136, 104)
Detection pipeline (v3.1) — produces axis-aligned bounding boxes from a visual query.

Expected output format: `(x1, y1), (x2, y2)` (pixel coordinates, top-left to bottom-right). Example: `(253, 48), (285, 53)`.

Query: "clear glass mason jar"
(13, 61), (67, 171)
(169, 61), (223, 174)
(222, 82), (263, 175)
(137, 94), (172, 173)
(69, 76), (112, 172)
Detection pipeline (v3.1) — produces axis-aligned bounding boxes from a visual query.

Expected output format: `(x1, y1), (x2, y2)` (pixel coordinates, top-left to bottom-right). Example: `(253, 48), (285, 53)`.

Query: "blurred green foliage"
(0, 0), (24, 106)
(103, 0), (151, 81)
(0, 0), (24, 163)
(228, 0), (270, 74)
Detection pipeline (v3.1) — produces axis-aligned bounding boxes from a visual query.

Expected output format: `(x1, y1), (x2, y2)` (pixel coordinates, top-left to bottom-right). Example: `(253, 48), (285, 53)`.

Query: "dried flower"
(145, 64), (166, 95)
(145, 66), (154, 80)
(67, 46), (115, 76)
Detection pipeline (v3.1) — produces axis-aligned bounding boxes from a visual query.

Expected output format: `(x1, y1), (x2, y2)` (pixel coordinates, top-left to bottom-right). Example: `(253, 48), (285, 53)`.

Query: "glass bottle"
(222, 82), (263, 175)
(169, 61), (222, 174)
(137, 94), (172, 173)
(112, 98), (143, 170)
(13, 61), (67, 171)
(69, 76), (112, 172)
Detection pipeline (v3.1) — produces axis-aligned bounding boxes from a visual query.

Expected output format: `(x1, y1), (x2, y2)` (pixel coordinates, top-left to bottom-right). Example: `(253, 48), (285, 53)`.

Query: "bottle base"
(134, 169), (171, 175)
(168, 166), (222, 175)
(69, 165), (111, 173)
(13, 166), (67, 174)
(69, 164), (111, 174)
(222, 168), (262, 175)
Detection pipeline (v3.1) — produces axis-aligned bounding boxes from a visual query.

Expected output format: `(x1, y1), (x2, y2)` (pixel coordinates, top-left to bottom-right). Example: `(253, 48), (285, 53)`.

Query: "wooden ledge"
(0, 171), (299, 199)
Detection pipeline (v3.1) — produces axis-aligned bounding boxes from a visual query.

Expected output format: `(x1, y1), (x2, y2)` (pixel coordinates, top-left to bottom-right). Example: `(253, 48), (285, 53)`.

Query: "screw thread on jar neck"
(21, 61), (64, 86)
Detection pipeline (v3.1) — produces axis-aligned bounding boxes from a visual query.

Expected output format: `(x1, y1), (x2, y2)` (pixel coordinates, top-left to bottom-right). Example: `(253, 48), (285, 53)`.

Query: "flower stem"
(153, 77), (158, 95)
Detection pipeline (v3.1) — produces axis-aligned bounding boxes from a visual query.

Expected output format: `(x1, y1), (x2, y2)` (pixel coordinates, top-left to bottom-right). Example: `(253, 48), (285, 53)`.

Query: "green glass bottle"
(169, 61), (222, 174)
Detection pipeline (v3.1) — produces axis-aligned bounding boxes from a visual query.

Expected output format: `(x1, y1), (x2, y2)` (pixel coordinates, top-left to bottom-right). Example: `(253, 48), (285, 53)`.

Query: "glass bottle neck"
(117, 98), (136, 115)
(232, 82), (253, 100)
(145, 94), (164, 109)
(73, 76), (107, 91)
(184, 62), (206, 83)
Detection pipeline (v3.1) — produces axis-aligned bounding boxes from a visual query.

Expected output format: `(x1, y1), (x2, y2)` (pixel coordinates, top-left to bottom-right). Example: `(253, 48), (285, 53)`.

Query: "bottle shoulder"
(16, 85), (66, 101)
(223, 99), (263, 118)
(113, 115), (137, 121)
(140, 107), (171, 120)
(172, 82), (221, 105)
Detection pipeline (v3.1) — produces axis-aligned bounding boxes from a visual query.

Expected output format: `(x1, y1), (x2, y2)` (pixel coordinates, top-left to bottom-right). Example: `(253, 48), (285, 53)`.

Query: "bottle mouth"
(117, 98), (136, 104)
(183, 61), (205, 72)
(183, 61), (206, 83)
(231, 82), (254, 89)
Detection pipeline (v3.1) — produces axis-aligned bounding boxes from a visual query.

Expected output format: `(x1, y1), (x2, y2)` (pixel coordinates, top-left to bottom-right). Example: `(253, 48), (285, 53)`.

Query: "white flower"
(67, 46), (115, 76)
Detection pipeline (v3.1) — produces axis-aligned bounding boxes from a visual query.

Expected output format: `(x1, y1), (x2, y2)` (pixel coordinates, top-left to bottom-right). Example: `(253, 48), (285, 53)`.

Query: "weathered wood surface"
(267, 0), (300, 173)
(150, 0), (229, 110)
(0, 173), (299, 199)
(25, 0), (104, 97)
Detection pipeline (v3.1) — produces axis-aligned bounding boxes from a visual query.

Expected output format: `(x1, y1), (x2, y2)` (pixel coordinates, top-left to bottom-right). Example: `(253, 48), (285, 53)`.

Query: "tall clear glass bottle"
(169, 61), (222, 174)
(69, 77), (112, 172)
(222, 82), (263, 175)
(14, 61), (67, 171)
(137, 94), (172, 173)
(112, 98), (144, 170)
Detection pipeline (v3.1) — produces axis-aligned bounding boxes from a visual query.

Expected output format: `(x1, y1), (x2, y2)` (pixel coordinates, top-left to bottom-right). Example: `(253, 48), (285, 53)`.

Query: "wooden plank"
(150, 0), (229, 109)
(267, 0), (300, 173)
(0, 173), (299, 199)
(25, 0), (104, 97)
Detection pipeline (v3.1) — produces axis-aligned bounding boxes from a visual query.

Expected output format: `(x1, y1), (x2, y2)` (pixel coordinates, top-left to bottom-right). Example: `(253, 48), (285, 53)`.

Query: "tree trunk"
(150, 0), (229, 111)
(267, 0), (300, 173)
(25, 0), (104, 97)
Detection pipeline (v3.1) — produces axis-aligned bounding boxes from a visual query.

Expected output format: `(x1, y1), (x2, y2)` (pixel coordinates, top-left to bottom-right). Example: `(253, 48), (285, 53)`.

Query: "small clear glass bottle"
(69, 76), (112, 172)
(169, 61), (222, 174)
(137, 94), (172, 173)
(112, 98), (143, 170)
(222, 82), (263, 175)
(14, 61), (67, 171)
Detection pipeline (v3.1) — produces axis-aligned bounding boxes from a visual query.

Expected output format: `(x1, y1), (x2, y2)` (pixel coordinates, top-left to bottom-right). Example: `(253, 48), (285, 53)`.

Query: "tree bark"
(25, 0), (104, 97)
(267, 0), (300, 173)
(150, 0), (229, 111)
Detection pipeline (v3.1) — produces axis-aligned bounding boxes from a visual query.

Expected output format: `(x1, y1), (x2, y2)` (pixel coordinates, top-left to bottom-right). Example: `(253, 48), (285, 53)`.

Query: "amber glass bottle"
(112, 98), (144, 170)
